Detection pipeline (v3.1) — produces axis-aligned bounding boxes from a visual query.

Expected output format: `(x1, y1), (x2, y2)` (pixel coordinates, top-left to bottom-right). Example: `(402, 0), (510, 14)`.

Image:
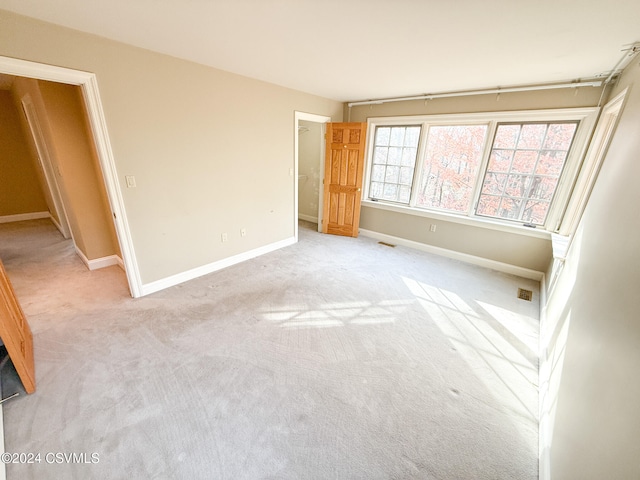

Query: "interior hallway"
(1, 219), (540, 479)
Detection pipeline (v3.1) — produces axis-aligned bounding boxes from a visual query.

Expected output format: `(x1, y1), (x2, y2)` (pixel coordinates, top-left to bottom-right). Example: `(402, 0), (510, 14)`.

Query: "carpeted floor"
(0, 219), (539, 479)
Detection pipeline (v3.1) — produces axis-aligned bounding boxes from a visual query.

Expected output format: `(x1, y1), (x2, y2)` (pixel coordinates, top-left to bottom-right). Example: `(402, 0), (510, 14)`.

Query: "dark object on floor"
(0, 345), (26, 403)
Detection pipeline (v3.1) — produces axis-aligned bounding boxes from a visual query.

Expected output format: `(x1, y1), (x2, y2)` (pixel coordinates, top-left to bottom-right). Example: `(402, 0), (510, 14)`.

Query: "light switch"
(125, 175), (136, 188)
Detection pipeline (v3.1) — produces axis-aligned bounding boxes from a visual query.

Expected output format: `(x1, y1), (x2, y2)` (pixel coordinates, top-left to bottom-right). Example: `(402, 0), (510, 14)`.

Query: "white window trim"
(558, 88), (628, 236)
(362, 107), (599, 234)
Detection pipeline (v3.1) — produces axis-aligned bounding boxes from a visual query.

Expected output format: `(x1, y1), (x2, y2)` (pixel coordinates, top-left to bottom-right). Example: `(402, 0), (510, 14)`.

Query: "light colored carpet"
(1, 219), (539, 479)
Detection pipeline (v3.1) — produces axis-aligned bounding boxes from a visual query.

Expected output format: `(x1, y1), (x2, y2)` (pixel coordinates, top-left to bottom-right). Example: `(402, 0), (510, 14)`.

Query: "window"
(364, 109), (598, 231)
(416, 124), (488, 213)
(370, 126), (421, 203)
(477, 122), (578, 225)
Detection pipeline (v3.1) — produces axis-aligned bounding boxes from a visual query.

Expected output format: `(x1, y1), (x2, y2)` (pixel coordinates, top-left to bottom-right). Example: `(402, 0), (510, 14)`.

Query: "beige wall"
(540, 62), (640, 479)
(297, 120), (322, 222)
(0, 89), (47, 217)
(0, 10), (343, 284)
(361, 207), (552, 272)
(37, 80), (121, 260)
(346, 87), (604, 272)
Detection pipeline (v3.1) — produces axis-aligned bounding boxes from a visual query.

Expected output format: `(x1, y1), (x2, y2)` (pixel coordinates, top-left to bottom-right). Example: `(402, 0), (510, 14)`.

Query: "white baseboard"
(0, 211), (50, 224)
(75, 247), (124, 271)
(141, 236), (297, 296)
(359, 228), (544, 281)
(298, 214), (318, 223)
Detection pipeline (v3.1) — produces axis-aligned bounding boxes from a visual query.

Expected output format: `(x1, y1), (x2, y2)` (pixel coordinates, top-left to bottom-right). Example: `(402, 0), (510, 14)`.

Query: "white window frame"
(362, 107), (599, 234)
(558, 89), (628, 236)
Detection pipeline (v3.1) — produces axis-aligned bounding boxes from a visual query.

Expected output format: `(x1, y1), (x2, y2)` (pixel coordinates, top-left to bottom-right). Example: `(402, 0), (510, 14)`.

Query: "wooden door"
(322, 122), (367, 237)
(0, 260), (35, 394)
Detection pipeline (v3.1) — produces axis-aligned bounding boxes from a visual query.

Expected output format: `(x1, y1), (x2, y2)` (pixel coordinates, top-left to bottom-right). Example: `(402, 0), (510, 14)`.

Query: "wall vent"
(378, 241), (396, 248)
(517, 288), (533, 301)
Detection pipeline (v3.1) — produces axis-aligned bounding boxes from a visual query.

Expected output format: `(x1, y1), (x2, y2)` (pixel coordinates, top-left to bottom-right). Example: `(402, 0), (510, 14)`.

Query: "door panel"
(322, 122), (367, 237)
(0, 260), (35, 394)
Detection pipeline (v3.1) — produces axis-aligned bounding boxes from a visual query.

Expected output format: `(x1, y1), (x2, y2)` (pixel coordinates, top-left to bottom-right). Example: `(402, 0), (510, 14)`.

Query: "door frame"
(294, 111), (331, 240)
(0, 56), (142, 298)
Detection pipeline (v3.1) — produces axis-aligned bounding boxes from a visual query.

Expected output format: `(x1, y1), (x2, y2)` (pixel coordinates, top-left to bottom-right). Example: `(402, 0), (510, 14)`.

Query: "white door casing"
(294, 111), (331, 238)
(0, 56), (142, 298)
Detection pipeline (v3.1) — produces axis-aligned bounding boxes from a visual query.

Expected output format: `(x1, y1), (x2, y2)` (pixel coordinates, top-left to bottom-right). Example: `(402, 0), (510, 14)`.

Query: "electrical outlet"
(430, 224), (437, 232)
(221, 233), (228, 242)
(240, 228), (246, 237)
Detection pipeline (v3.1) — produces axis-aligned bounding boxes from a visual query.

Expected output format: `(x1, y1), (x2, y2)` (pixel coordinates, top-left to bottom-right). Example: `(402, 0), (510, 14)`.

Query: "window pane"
(477, 195), (501, 217)
(371, 165), (385, 182)
(505, 174), (531, 197)
(399, 185), (411, 203)
(383, 184), (398, 200)
(401, 147), (417, 166)
(404, 127), (421, 147)
(537, 150), (567, 176)
(416, 124), (488, 213)
(499, 198), (522, 220)
(528, 176), (558, 201)
(493, 125), (520, 149)
(477, 121), (578, 225)
(481, 172), (507, 195)
(370, 182), (383, 198)
(387, 147), (402, 165)
(399, 167), (414, 185)
(385, 166), (400, 184)
(543, 123), (577, 150)
(511, 150), (538, 174)
(522, 199), (550, 225)
(369, 125), (421, 204)
(373, 147), (388, 164)
(389, 127), (406, 146)
(375, 127), (391, 146)
(487, 150), (513, 172)
(517, 124), (546, 149)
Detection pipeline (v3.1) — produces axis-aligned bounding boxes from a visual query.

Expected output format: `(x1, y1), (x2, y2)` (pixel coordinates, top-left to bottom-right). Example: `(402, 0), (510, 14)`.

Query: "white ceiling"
(0, 0), (639, 102)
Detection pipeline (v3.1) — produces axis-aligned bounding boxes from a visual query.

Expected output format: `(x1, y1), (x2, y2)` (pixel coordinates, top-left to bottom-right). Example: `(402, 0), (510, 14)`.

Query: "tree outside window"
(365, 114), (583, 229)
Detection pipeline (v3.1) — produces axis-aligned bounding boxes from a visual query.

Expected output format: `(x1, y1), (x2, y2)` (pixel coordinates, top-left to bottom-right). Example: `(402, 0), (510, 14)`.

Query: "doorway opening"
(0, 56), (141, 297)
(294, 112), (331, 241)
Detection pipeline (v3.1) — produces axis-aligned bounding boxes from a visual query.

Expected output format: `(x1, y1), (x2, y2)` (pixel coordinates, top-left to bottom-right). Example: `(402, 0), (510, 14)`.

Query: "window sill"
(361, 199), (553, 240)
